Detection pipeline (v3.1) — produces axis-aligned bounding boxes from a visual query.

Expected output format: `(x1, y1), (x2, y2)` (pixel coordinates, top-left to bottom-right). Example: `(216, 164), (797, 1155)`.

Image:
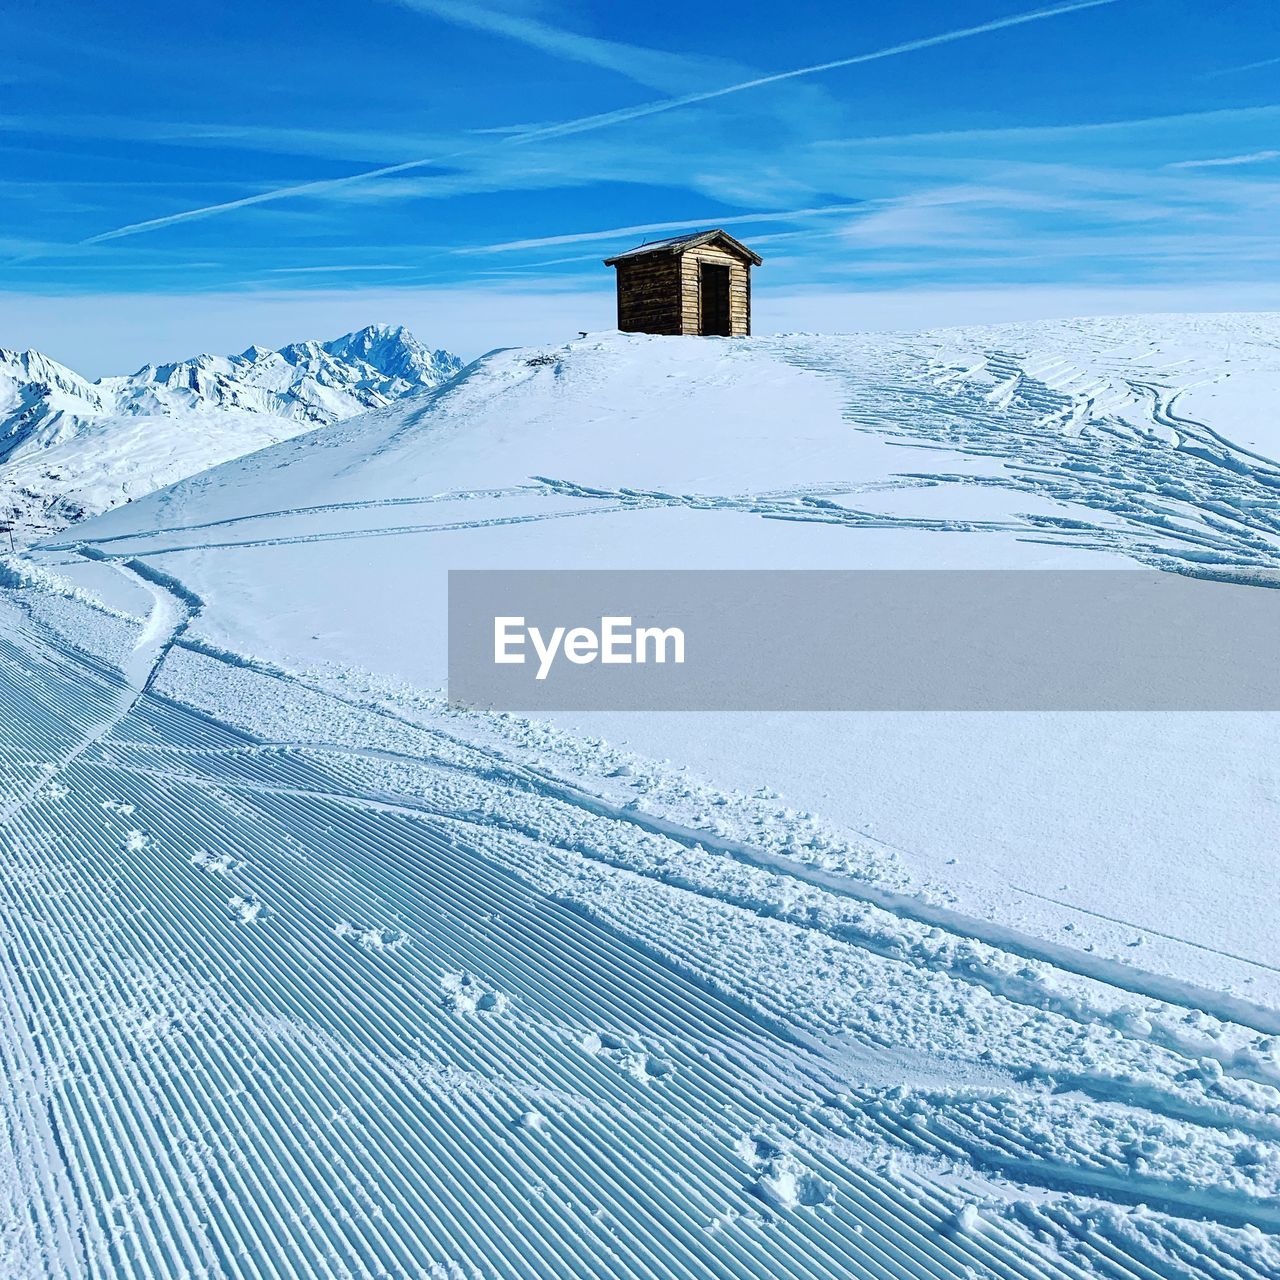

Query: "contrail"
(1203, 53), (1280, 79)
(83, 0), (1118, 246)
(509, 0), (1119, 143)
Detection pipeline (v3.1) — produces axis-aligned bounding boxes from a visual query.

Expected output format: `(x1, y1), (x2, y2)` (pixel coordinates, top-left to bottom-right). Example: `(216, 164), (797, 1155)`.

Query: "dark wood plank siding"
(615, 257), (683, 335)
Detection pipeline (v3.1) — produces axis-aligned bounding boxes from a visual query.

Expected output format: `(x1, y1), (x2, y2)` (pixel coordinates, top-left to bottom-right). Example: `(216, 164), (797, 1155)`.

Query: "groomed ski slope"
(2, 317), (1279, 1278)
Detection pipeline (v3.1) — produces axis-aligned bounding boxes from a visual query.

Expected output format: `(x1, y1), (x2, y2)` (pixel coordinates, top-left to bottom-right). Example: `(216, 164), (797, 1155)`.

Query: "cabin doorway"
(699, 263), (732, 336)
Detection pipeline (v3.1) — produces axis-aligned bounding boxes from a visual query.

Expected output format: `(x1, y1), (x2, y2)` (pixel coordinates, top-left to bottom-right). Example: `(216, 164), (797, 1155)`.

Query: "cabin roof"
(603, 228), (764, 267)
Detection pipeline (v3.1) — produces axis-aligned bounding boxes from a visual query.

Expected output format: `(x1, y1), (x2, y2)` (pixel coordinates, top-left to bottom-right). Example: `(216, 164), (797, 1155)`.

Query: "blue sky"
(3, 0), (1280, 369)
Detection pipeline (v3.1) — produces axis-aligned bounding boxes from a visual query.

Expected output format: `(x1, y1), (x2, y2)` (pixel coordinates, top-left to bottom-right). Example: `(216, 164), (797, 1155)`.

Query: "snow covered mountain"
(0, 325), (462, 542)
(0, 347), (110, 459)
(4, 317), (1280, 1280)
(99, 324), (462, 428)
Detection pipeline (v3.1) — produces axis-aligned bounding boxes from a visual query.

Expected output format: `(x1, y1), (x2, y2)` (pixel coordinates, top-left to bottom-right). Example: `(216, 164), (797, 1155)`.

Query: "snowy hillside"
(3, 316), (1280, 1279)
(0, 325), (462, 543)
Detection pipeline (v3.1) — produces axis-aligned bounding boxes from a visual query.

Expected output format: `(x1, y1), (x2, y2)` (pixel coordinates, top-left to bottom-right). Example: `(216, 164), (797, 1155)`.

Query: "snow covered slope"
(3, 316), (1279, 1279)
(0, 326), (462, 543)
(49, 317), (1280, 983)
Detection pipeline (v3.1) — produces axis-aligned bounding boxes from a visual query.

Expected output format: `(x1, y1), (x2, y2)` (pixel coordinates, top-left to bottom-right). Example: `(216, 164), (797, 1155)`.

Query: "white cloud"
(812, 102), (1280, 148)
(1202, 53), (1280, 78)
(387, 0), (729, 94)
(840, 200), (1004, 249)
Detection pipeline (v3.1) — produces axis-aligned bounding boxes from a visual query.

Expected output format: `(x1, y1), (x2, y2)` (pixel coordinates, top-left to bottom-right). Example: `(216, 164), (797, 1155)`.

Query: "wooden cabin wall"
(679, 245), (751, 337)
(615, 257), (683, 334)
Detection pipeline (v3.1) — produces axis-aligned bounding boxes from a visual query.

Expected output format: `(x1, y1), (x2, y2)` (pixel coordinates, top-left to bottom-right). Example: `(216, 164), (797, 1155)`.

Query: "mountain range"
(0, 325), (462, 543)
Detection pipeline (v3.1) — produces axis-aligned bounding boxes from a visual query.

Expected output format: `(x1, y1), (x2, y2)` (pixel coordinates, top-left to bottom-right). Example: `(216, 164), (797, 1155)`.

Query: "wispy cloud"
(79, 0), (1120, 246)
(0, 113), (454, 163)
(458, 203), (865, 254)
(474, 227), (837, 276)
(841, 200), (1002, 250)
(387, 0), (726, 94)
(813, 102), (1280, 148)
(264, 264), (419, 274)
(486, 0), (1122, 146)
(1167, 149), (1280, 170)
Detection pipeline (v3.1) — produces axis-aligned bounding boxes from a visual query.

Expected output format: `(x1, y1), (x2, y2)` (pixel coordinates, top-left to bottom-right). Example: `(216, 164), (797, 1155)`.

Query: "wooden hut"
(604, 229), (762, 338)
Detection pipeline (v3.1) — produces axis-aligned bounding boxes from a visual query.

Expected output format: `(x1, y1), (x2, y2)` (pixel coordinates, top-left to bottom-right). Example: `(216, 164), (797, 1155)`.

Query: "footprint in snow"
(582, 1031), (675, 1084)
(948, 1204), (984, 1236)
(441, 971), (508, 1015)
(191, 849), (242, 875)
(335, 922), (409, 953)
(229, 896), (265, 924)
(737, 1133), (833, 1210)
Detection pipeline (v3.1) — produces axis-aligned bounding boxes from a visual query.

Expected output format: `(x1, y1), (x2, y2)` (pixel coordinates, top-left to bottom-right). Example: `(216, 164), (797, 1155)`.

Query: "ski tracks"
(51, 323), (1280, 580)
(4, 323), (1280, 1276)
(804, 322), (1280, 582)
(0, 584), (1276, 1277)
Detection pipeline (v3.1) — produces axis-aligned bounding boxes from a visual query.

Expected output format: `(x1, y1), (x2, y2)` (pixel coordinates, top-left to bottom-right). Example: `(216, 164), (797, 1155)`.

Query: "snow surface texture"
(0, 316), (1278, 1278)
(0, 326), (461, 545)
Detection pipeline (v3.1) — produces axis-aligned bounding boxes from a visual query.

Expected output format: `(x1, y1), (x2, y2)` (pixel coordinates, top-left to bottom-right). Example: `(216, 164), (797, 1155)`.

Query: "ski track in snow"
(2, 320), (1280, 1277)
(0, 564), (1275, 1279)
